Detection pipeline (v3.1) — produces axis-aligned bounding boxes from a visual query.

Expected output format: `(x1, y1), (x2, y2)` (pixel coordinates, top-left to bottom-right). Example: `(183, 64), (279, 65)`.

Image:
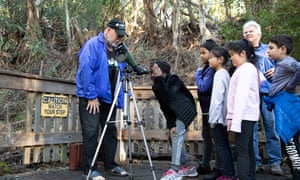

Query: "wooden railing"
(0, 70), (79, 164)
(1, 69), (299, 165)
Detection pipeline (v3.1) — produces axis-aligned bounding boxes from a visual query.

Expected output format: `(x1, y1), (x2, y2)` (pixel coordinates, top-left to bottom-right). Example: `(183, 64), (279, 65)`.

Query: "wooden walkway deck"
(1, 161), (292, 180)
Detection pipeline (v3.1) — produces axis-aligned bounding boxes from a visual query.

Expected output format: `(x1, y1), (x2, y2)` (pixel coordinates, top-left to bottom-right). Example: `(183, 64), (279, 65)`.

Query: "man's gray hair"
(243, 20), (262, 34)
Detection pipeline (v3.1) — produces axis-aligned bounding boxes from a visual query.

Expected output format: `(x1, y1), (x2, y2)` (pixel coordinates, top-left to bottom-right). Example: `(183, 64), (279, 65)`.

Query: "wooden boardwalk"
(1, 161), (292, 180)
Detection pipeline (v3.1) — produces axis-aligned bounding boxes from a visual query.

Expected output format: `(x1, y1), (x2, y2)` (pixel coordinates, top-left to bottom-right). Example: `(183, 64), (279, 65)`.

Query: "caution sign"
(41, 94), (68, 117)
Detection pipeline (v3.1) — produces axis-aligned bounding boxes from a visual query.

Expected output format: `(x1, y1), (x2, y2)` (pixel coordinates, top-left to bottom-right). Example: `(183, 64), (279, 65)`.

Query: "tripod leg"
(129, 82), (157, 180)
(123, 79), (134, 179)
(86, 82), (123, 180)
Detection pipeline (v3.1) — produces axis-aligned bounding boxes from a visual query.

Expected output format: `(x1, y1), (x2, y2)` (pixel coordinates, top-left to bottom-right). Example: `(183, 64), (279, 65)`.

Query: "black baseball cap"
(107, 18), (127, 36)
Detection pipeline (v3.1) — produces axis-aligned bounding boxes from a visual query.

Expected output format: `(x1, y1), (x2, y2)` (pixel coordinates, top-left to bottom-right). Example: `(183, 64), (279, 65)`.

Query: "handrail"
(0, 70), (76, 95)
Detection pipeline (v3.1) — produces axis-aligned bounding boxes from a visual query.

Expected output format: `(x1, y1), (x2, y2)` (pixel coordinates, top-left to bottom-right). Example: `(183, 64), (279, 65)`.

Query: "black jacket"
(152, 74), (197, 129)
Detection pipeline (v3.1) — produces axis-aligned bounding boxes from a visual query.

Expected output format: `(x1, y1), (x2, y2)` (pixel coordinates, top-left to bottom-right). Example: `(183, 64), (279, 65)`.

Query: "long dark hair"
(210, 47), (235, 76)
(210, 47), (230, 65)
(226, 39), (257, 65)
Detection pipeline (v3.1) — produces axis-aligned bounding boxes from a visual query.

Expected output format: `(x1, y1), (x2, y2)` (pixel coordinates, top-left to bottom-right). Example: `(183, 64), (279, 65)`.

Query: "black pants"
(201, 114), (213, 167)
(79, 98), (118, 174)
(212, 124), (235, 177)
(234, 120), (256, 180)
(284, 131), (300, 180)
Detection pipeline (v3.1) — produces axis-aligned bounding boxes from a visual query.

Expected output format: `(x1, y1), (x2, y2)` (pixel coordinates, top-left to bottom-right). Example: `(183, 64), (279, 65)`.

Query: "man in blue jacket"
(243, 20), (283, 175)
(76, 18), (129, 180)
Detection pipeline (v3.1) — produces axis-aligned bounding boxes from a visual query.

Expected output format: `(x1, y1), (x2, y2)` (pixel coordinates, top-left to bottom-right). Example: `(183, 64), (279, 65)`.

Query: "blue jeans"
(212, 124), (235, 177)
(170, 120), (189, 170)
(253, 95), (282, 166)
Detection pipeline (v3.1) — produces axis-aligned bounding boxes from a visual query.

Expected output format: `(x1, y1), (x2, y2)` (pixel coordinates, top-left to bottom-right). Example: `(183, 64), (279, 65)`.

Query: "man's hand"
(86, 98), (100, 114)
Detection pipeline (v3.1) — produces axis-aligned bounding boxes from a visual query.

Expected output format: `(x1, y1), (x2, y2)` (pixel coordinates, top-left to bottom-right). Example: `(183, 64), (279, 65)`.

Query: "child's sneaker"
(160, 169), (182, 180)
(178, 166), (198, 177)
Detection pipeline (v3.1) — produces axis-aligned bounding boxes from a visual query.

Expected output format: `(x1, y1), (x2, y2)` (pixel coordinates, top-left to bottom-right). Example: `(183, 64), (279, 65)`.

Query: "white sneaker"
(160, 169), (182, 180)
(178, 166), (198, 177)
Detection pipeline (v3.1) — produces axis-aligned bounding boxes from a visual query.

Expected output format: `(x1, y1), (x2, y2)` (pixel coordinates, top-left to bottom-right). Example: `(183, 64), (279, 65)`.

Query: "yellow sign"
(41, 94), (68, 117)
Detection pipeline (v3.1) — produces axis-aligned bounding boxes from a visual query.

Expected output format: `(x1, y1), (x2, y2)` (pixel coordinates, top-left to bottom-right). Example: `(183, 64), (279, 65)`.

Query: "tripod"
(86, 67), (157, 180)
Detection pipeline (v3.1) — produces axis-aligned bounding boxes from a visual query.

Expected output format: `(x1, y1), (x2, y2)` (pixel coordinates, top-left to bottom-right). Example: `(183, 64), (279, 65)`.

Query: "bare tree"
(198, 0), (211, 43)
(171, 0), (181, 70)
(172, 0), (180, 50)
(129, 0), (138, 33)
(184, 0), (197, 32)
(223, 0), (232, 20)
(143, 0), (157, 41)
(65, 0), (72, 55)
(25, 0), (40, 38)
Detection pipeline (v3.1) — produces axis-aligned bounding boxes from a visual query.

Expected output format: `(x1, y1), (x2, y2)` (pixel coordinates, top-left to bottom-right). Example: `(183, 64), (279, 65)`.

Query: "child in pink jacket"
(226, 39), (261, 180)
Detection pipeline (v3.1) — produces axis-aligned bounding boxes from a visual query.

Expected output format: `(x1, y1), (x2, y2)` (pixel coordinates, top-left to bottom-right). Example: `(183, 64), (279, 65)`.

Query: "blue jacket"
(255, 43), (275, 94)
(76, 32), (127, 108)
(264, 91), (300, 144)
(195, 64), (215, 113)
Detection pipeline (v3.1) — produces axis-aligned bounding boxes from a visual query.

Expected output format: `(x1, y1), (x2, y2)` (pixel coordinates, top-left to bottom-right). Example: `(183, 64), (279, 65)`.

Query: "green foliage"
(0, 0), (26, 52)
(218, 0), (300, 60)
(46, 62), (60, 77)
(14, 112), (25, 121)
(24, 35), (47, 59)
(0, 161), (12, 176)
(68, 0), (122, 31)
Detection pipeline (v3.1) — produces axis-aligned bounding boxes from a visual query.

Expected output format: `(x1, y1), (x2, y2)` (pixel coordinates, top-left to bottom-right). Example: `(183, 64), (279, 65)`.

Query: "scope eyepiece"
(133, 64), (149, 75)
(113, 42), (148, 75)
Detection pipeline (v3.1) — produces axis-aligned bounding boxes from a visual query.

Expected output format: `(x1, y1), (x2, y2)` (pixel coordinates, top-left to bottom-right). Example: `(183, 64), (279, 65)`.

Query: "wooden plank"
(33, 146), (41, 163)
(122, 130), (203, 141)
(23, 147), (31, 165)
(0, 132), (82, 148)
(52, 145), (60, 161)
(0, 70), (76, 95)
(43, 146), (51, 163)
(69, 96), (78, 131)
(44, 118), (52, 132)
(60, 144), (68, 162)
(142, 101), (151, 129)
(133, 86), (198, 99)
(25, 93), (35, 132)
(34, 94), (42, 133)
(62, 117), (68, 132)
(53, 118), (60, 132)
(152, 100), (159, 129)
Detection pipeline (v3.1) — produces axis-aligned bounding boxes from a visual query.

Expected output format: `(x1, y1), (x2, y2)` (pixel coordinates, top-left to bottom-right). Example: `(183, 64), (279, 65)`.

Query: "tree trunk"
(223, 0), (232, 20)
(72, 18), (85, 47)
(120, 0), (126, 19)
(198, 0), (211, 43)
(65, 0), (72, 55)
(130, 0), (138, 33)
(172, 0), (180, 50)
(143, 0), (157, 41)
(25, 0), (40, 38)
(186, 0), (197, 31)
(172, 0), (180, 70)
